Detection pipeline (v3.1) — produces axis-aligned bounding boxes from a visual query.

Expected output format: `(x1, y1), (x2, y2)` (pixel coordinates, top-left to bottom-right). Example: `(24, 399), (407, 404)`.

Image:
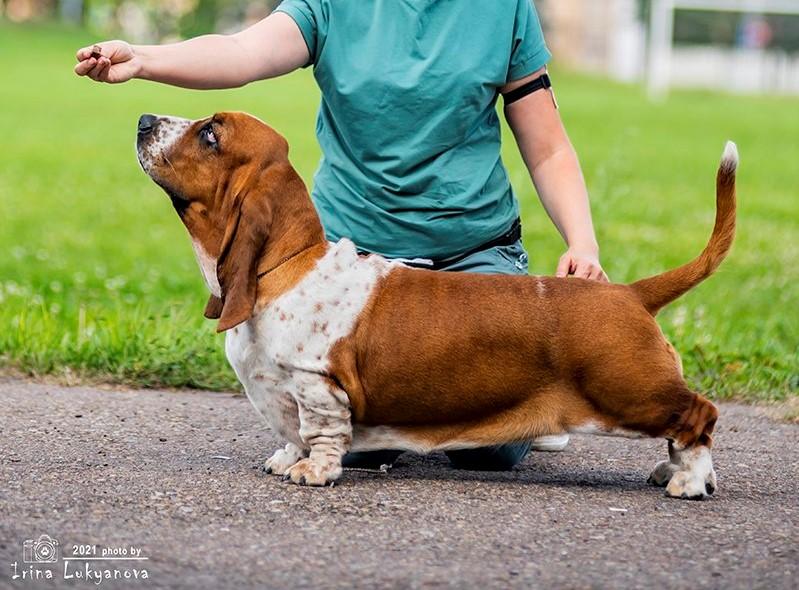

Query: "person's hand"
(556, 247), (609, 282)
(74, 41), (140, 84)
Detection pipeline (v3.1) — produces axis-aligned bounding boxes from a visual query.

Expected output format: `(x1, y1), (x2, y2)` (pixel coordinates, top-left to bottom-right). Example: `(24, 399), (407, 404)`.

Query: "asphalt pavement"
(0, 378), (796, 589)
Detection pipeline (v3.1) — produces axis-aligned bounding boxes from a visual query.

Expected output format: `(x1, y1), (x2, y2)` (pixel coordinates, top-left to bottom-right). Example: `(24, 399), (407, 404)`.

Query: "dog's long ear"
(210, 192), (272, 333)
(204, 295), (224, 321)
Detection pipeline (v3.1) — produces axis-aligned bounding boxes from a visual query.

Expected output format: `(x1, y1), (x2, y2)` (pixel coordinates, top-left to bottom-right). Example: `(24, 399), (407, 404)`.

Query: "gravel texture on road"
(0, 378), (796, 589)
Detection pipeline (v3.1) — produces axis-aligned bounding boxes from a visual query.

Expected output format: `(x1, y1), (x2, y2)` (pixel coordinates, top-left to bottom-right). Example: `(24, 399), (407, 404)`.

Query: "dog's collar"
(257, 244), (319, 280)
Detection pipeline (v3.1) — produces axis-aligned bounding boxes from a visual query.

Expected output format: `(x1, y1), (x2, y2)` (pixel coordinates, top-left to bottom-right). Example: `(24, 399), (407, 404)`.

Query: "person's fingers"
(74, 57), (97, 76)
(589, 267), (605, 281)
(597, 269), (610, 283)
(556, 255), (572, 278)
(95, 57), (112, 82)
(86, 65), (100, 81)
(87, 59), (107, 81)
(573, 261), (592, 279)
(76, 46), (94, 62)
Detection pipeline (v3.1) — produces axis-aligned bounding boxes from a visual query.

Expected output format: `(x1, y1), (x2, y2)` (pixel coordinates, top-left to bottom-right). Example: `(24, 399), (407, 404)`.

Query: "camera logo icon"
(22, 534), (59, 564)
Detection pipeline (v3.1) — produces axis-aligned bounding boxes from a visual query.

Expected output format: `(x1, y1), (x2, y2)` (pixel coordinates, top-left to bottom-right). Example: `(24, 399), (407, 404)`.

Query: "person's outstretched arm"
(74, 12), (308, 88)
(502, 68), (608, 282)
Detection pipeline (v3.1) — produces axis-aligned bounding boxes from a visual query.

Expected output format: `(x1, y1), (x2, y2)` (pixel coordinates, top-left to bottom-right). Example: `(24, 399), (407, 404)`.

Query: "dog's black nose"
(138, 114), (158, 136)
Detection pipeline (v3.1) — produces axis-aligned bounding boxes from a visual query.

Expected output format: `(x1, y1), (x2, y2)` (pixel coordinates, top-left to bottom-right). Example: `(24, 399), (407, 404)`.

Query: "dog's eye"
(200, 124), (218, 148)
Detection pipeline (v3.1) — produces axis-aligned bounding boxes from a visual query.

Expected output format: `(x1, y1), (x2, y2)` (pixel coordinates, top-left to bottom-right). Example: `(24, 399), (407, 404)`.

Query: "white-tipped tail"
(722, 141), (739, 170)
(631, 143), (737, 315)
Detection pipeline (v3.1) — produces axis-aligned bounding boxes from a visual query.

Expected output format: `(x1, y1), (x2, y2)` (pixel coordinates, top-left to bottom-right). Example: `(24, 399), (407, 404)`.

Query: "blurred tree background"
(2, 0), (798, 50)
(0, 0), (280, 39)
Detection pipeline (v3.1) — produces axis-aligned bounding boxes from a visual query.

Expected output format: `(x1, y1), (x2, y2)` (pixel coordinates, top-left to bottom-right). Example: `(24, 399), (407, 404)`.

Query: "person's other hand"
(74, 41), (139, 83)
(556, 248), (609, 282)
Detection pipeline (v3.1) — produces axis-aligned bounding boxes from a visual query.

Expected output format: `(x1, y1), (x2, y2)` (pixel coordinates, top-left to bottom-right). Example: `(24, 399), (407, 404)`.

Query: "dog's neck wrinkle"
(254, 242), (329, 308)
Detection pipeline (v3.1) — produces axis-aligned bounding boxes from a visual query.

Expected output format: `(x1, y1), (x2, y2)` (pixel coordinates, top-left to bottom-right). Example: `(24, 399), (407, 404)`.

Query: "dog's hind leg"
(575, 376), (719, 500)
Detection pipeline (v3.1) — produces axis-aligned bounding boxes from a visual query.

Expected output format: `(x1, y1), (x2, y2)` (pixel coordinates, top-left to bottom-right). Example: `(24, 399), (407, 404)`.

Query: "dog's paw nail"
(281, 474), (291, 482)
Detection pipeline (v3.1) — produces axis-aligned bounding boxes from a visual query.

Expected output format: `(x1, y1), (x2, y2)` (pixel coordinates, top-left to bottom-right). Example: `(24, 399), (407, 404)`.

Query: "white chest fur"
(225, 240), (396, 441)
(191, 239), (222, 297)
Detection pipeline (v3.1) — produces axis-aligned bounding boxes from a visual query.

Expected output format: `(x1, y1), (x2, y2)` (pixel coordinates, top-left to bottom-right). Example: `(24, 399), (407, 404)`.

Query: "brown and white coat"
(136, 112), (737, 498)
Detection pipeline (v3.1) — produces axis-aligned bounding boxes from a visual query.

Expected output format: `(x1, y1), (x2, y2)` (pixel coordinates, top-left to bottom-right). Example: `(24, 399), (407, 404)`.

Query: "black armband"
(502, 73), (557, 108)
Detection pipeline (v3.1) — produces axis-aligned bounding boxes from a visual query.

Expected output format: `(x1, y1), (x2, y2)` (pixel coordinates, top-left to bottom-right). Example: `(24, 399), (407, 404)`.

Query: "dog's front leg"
(284, 373), (352, 487)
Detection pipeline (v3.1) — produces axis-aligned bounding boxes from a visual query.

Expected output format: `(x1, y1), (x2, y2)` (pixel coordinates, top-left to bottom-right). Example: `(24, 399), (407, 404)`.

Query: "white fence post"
(648, 0), (676, 99)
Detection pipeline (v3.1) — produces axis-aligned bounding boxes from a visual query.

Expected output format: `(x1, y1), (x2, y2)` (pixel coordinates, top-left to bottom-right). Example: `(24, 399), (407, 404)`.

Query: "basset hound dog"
(135, 112), (738, 499)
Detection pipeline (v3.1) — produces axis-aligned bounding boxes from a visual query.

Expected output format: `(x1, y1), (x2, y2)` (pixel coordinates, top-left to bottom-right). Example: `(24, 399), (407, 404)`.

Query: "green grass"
(1, 23), (797, 399)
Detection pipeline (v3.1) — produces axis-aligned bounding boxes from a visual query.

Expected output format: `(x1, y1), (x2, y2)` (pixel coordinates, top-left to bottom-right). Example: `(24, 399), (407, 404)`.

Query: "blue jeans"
(342, 240), (533, 471)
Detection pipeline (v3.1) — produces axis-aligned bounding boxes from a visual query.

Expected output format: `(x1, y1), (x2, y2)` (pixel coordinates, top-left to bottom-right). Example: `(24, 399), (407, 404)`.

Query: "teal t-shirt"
(275, 0), (550, 259)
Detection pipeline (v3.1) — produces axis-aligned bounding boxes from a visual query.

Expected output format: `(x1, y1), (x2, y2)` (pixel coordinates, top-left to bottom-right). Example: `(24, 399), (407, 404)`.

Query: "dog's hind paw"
(663, 445), (717, 500)
(648, 460), (679, 487)
(665, 468), (717, 500)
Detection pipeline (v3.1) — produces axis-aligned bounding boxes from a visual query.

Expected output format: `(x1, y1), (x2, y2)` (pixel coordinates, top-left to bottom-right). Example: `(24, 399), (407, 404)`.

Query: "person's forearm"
(502, 70), (606, 280)
(529, 146), (598, 253)
(134, 35), (255, 89)
(503, 86), (599, 253)
(132, 13), (307, 89)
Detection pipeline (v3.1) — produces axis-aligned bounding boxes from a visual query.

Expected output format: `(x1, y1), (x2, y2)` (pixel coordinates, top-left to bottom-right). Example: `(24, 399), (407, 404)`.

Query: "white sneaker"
(530, 433), (570, 452)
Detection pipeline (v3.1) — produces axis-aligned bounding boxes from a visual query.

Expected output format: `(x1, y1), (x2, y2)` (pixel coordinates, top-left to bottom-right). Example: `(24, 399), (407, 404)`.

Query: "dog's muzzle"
(135, 114), (192, 174)
(138, 114), (158, 137)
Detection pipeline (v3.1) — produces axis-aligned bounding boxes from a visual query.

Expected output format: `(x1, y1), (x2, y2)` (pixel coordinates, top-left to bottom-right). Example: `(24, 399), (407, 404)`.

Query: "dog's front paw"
(263, 443), (306, 476)
(283, 457), (342, 487)
(665, 467), (717, 500)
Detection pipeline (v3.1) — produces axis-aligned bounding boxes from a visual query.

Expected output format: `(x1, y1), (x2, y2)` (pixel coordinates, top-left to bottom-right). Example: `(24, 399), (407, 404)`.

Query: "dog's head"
(136, 112), (322, 332)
